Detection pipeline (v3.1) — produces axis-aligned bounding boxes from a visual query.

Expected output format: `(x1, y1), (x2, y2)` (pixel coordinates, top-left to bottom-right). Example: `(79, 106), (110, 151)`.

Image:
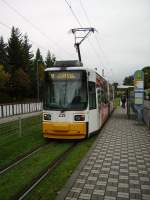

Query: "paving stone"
(118, 183), (129, 188)
(96, 181), (107, 186)
(142, 194), (150, 200)
(65, 197), (78, 200)
(91, 194), (104, 200)
(104, 196), (116, 200)
(87, 176), (97, 181)
(71, 187), (82, 193)
(78, 193), (91, 200)
(93, 189), (105, 195)
(106, 186), (117, 192)
(117, 192), (130, 199)
(129, 180), (139, 184)
(76, 179), (86, 184)
(84, 184), (94, 190)
(141, 185), (150, 190)
(130, 188), (141, 194)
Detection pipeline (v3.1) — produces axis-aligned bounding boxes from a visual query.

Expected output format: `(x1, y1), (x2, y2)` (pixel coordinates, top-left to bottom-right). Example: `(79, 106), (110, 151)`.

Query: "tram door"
(97, 88), (101, 128)
(88, 82), (98, 135)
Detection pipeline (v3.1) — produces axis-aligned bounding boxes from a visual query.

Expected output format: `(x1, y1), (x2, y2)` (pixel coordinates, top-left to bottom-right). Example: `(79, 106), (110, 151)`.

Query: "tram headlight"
(44, 114), (51, 120)
(74, 115), (85, 121)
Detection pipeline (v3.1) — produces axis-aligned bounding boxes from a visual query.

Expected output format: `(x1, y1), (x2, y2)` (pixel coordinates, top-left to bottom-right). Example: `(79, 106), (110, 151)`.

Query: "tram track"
(12, 142), (78, 200)
(0, 142), (51, 176)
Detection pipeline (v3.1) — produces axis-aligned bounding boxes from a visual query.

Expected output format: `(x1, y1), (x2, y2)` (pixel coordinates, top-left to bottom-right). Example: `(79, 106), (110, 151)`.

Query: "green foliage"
(123, 75), (134, 86)
(0, 26), (56, 102)
(142, 66), (150, 89)
(0, 65), (10, 89)
(0, 36), (8, 70)
(45, 50), (56, 68)
(22, 34), (34, 72)
(7, 27), (24, 71)
(11, 68), (31, 99)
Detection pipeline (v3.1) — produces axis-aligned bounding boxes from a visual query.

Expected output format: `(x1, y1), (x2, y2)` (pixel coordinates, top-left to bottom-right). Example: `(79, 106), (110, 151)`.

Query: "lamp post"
(37, 60), (40, 102)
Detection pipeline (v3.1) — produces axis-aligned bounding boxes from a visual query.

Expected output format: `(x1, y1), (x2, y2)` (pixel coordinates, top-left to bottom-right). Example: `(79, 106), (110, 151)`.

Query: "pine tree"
(34, 48), (45, 81)
(7, 27), (23, 72)
(0, 36), (8, 70)
(29, 48), (45, 100)
(45, 50), (55, 68)
(22, 34), (34, 72)
(7, 27), (34, 100)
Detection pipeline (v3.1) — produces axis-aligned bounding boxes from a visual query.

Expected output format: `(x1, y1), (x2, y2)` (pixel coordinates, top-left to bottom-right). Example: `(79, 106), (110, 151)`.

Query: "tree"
(29, 48), (45, 100)
(0, 65), (10, 89)
(142, 66), (150, 89)
(11, 68), (31, 99)
(45, 50), (55, 68)
(7, 27), (24, 72)
(123, 75), (134, 86)
(22, 34), (34, 72)
(0, 36), (8, 70)
(0, 65), (11, 102)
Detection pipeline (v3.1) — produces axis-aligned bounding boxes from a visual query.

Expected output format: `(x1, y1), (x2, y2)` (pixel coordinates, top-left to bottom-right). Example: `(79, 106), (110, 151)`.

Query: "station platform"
(56, 108), (150, 200)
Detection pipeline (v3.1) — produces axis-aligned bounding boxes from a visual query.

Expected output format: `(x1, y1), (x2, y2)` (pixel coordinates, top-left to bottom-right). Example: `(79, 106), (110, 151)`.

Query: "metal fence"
(0, 102), (43, 119)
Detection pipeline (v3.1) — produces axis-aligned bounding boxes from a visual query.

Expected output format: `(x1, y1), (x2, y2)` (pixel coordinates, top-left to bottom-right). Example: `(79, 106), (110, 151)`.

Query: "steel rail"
(14, 142), (78, 200)
(0, 143), (50, 175)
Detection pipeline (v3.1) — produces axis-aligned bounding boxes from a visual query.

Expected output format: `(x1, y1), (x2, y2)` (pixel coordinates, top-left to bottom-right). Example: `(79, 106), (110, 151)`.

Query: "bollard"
(18, 116), (22, 137)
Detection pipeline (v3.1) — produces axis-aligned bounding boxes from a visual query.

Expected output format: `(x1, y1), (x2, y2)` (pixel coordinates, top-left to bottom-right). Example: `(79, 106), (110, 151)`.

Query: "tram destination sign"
(47, 71), (81, 80)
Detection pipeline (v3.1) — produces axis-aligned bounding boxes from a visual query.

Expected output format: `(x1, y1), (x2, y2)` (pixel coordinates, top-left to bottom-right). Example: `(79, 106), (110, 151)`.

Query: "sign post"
(134, 70), (144, 121)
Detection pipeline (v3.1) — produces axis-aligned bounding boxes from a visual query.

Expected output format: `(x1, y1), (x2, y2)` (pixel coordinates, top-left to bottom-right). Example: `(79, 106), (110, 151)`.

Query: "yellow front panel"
(43, 122), (87, 139)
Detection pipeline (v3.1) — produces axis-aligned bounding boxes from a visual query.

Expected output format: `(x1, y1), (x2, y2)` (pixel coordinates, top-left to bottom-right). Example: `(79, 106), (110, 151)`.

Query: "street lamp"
(37, 60), (40, 102)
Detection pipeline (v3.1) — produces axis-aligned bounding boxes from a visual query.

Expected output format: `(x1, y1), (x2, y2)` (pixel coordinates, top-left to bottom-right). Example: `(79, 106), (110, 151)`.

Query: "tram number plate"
(59, 113), (65, 117)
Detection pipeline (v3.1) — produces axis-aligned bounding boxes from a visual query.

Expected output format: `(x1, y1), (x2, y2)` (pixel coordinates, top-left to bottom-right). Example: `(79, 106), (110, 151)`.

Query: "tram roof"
(117, 85), (134, 90)
(45, 66), (95, 72)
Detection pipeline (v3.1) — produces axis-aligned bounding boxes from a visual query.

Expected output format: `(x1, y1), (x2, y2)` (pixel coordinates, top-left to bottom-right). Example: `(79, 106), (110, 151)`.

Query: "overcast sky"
(0, 0), (150, 83)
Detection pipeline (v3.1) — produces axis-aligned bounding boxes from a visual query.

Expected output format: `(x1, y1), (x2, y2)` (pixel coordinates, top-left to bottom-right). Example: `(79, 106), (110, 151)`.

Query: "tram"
(43, 60), (114, 139)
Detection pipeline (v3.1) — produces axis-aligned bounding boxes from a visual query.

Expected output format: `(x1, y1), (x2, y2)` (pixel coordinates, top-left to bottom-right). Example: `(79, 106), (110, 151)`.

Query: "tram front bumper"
(43, 122), (87, 139)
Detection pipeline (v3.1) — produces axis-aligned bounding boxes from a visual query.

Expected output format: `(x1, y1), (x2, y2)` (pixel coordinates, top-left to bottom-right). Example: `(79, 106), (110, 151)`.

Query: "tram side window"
(89, 82), (96, 109)
(101, 90), (108, 104)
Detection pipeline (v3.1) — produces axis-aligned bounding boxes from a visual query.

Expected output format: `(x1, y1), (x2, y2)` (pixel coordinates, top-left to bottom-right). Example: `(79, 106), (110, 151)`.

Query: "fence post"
(21, 103), (23, 114)
(1, 105), (4, 118)
(12, 104), (14, 116)
(18, 116), (22, 137)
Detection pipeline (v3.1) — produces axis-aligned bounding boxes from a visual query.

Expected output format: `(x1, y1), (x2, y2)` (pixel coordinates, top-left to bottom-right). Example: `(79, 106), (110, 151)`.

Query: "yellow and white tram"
(43, 60), (114, 139)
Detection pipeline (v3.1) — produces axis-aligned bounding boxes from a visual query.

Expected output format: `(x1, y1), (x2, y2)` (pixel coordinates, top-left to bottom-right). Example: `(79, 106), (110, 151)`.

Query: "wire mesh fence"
(0, 115), (42, 142)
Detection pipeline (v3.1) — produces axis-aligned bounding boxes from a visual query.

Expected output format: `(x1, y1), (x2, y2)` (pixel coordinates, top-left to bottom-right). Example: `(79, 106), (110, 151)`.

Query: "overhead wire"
(0, 20), (61, 59)
(78, 0), (106, 70)
(0, 0), (73, 58)
(64, 0), (103, 66)
(79, 0), (113, 80)
(64, 0), (83, 27)
(0, 21), (11, 30)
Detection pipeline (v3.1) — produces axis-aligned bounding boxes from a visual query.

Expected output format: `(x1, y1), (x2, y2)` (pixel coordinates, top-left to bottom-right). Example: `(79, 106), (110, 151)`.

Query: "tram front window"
(44, 71), (87, 110)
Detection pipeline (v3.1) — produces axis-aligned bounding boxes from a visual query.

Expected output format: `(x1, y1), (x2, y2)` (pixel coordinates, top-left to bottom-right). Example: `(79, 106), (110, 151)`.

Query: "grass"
(24, 136), (97, 200)
(0, 141), (73, 200)
(0, 115), (46, 169)
(114, 97), (120, 108)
